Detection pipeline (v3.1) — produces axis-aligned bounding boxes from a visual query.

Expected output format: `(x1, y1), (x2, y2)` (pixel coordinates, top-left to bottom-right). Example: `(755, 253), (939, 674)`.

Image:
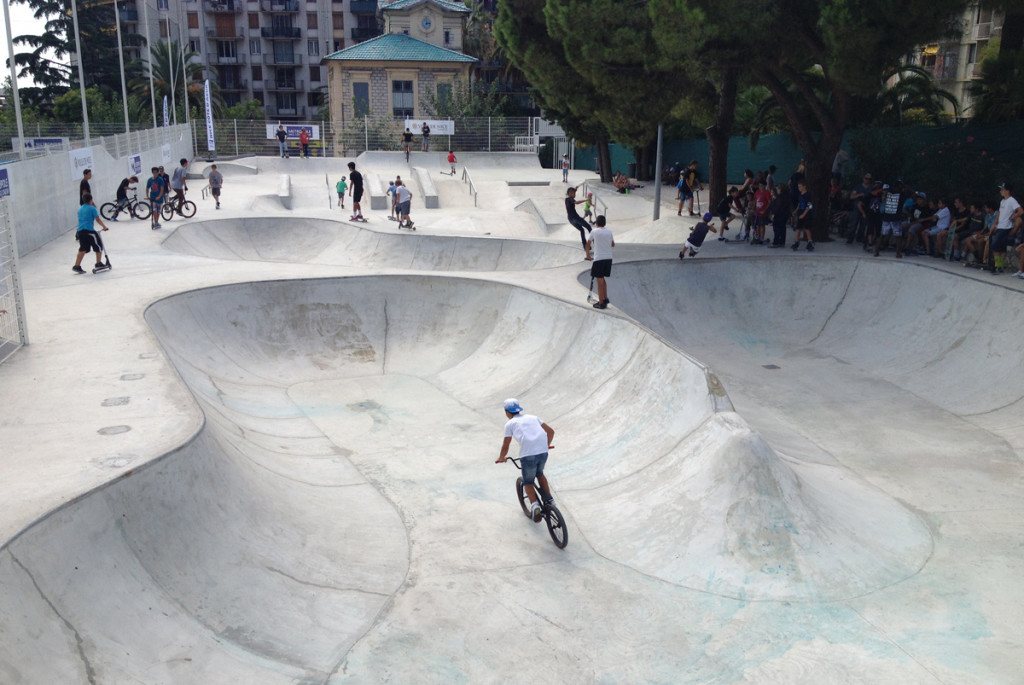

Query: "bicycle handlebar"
(501, 447), (554, 467)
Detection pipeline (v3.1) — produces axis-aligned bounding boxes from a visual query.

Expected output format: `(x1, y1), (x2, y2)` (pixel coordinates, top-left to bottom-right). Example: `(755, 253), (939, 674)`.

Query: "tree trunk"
(705, 66), (738, 209)
(631, 143), (655, 182)
(596, 136), (613, 183)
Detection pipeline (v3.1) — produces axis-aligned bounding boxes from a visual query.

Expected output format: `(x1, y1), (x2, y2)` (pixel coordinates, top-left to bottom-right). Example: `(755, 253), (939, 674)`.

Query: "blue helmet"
(503, 398), (522, 414)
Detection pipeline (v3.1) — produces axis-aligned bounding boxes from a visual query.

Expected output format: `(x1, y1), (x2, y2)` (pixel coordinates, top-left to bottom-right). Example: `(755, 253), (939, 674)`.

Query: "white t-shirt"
(997, 196), (1021, 229)
(589, 226), (614, 261)
(396, 185), (412, 203)
(934, 206), (951, 231)
(504, 413), (548, 458)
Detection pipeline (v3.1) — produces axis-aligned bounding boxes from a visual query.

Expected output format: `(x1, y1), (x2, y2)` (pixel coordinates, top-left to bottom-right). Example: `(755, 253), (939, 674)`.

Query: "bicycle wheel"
(180, 200), (197, 218)
(99, 202), (119, 221)
(545, 505), (568, 549)
(161, 202), (174, 221)
(515, 477), (531, 517)
(131, 200), (151, 221)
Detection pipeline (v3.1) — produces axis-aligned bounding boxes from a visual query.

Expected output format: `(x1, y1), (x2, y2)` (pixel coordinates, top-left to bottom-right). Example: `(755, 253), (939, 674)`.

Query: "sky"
(1, 3), (50, 87)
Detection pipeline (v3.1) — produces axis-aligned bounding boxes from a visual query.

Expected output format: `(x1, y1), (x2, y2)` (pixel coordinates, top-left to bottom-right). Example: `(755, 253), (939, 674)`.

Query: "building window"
(308, 92), (323, 107)
(159, 21), (169, 37)
(332, 13), (344, 30)
(308, 39), (319, 56)
(309, 65), (320, 82)
(443, 29), (450, 46)
(277, 92), (297, 113)
(249, 39), (261, 54)
(248, 13), (259, 29)
(353, 82), (369, 116)
(252, 65), (262, 81)
(437, 81), (451, 105)
(307, 13), (317, 29)
(218, 41), (237, 59)
(187, 12), (199, 29)
(189, 39), (201, 53)
(333, 40), (343, 51)
(157, 0), (168, 9)
(401, 27), (409, 35)
(392, 80), (413, 118)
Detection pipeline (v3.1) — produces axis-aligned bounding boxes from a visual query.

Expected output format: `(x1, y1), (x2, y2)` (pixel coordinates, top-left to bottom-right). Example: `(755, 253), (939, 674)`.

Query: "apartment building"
(118, 0), (386, 120)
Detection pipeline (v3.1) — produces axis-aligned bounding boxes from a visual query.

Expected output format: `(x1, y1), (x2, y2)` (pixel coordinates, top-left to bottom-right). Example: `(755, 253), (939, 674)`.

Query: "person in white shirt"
(994, 182), (1023, 274)
(495, 398), (555, 521)
(922, 197), (951, 257)
(395, 180), (414, 229)
(586, 215), (615, 309)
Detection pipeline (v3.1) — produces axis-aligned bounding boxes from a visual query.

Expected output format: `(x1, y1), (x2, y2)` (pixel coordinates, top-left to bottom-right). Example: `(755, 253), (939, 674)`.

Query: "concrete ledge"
(412, 167), (439, 209)
(506, 181), (551, 187)
(366, 173), (386, 210)
(514, 198), (554, 232)
(278, 174), (291, 210)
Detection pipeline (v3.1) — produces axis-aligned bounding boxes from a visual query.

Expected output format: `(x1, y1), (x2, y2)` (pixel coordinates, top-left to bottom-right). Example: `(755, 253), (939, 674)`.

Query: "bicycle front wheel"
(180, 200), (197, 218)
(99, 203), (119, 221)
(131, 200), (151, 220)
(161, 203), (174, 221)
(545, 505), (568, 549)
(515, 477), (531, 518)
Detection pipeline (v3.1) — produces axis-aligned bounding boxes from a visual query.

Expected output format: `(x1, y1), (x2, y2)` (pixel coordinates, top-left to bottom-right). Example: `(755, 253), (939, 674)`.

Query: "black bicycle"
(100, 190), (151, 221)
(507, 456), (568, 549)
(160, 193), (197, 221)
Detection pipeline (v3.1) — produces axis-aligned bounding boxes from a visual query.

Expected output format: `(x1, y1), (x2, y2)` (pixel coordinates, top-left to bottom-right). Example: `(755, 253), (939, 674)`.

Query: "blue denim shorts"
(520, 452), (548, 486)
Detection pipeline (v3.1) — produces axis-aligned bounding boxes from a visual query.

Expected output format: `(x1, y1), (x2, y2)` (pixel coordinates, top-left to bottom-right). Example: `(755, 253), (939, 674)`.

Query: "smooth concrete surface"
(1, 154), (1022, 684)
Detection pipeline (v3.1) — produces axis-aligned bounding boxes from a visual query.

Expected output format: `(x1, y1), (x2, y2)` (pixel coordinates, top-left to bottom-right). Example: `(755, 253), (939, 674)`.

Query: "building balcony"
(206, 26), (245, 39)
(264, 103), (307, 117)
(205, 0), (242, 12)
(219, 79), (248, 91)
(260, 0), (299, 11)
(268, 79), (305, 91)
(350, 0), (378, 13)
(261, 26), (302, 39)
(118, 8), (139, 21)
(350, 27), (382, 42)
(208, 52), (247, 65)
(263, 52), (304, 65)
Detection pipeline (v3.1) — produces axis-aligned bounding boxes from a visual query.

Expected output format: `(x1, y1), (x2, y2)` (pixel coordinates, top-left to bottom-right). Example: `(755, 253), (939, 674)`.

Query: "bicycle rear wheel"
(515, 477), (532, 517)
(99, 202), (119, 221)
(161, 202), (174, 221)
(181, 200), (197, 218)
(131, 200), (152, 220)
(545, 505), (568, 548)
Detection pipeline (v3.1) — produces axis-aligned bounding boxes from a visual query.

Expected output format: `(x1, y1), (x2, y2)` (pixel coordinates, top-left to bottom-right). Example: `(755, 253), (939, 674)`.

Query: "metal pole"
(2, 0), (27, 160)
(166, 18), (177, 125)
(653, 123), (663, 221)
(364, 115), (368, 151)
(488, 116), (491, 152)
(114, 0), (130, 133)
(178, 19), (189, 125)
(69, 0), (90, 144)
(234, 119), (238, 157)
(141, 0), (157, 128)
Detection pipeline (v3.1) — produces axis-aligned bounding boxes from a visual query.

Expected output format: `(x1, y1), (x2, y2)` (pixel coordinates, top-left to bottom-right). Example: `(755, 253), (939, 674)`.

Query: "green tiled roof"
(325, 33), (478, 63)
(381, 0), (471, 13)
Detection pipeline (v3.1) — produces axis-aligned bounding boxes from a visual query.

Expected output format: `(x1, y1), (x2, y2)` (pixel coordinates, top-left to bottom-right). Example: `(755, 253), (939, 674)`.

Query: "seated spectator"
(921, 198), (952, 257)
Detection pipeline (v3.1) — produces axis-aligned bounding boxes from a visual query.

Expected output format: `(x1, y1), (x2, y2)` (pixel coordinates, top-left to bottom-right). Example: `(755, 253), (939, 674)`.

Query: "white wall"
(8, 125), (194, 256)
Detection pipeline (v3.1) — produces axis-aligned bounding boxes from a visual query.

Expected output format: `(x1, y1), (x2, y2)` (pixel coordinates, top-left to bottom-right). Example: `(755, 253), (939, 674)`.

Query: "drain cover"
(762, 364), (780, 370)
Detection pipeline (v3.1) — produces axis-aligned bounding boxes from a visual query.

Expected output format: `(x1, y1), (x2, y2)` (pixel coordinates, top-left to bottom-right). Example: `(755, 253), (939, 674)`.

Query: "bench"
(412, 167), (439, 209)
(366, 173), (387, 210)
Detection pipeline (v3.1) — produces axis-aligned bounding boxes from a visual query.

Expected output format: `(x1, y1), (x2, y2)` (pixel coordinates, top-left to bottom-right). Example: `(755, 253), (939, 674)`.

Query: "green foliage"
(128, 41), (219, 122)
(52, 86), (124, 123)
(968, 49), (1024, 123)
(422, 77), (510, 118)
(221, 99), (266, 121)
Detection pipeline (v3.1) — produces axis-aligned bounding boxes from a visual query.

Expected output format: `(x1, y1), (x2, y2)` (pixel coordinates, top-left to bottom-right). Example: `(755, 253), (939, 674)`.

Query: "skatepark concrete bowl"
(0, 273), (939, 682)
(162, 217), (583, 270)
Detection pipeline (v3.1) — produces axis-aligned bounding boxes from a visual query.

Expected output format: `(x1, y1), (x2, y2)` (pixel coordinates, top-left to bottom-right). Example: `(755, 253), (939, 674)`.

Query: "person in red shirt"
(447, 150), (457, 175)
(299, 128), (310, 158)
(752, 180), (772, 244)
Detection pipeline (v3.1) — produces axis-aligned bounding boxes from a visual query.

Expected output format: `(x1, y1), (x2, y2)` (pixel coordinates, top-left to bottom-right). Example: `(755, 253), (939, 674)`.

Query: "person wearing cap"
(680, 212), (718, 258)
(874, 182), (905, 258)
(495, 398), (556, 522)
(992, 182), (1022, 274)
(336, 175), (348, 210)
(586, 215), (614, 308)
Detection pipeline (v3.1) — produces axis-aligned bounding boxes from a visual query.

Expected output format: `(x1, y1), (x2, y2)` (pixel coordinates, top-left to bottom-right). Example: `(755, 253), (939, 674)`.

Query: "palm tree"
(967, 49), (1024, 122)
(872, 65), (960, 125)
(129, 40), (222, 121)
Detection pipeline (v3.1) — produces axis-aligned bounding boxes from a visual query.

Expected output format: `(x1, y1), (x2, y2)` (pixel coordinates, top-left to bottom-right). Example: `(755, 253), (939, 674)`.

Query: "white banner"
(161, 143), (172, 166)
(404, 119), (455, 136)
(204, 80), (215, 152)
(69, 147), (94, 181)
(127, 154), (143, 177)
(265, 124), (319, 140)
(163, 95), (169, 127)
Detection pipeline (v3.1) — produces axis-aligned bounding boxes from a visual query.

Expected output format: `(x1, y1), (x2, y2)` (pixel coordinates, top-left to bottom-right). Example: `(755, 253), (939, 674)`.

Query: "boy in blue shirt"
(73, 193), (110, 274)
(145, 166), (166, 229)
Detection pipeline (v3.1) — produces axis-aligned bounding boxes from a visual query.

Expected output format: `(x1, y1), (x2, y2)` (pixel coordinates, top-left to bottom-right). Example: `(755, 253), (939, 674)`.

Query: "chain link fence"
(0, 198), (28, 364)
(192, 117), (537, 158)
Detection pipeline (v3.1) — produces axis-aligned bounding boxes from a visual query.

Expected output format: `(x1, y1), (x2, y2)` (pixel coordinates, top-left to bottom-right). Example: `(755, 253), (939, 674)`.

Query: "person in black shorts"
(586, 215), (614, 309)
(680, 212), (718, 257)
(403, 128), (413, 155)
(80, 168), (92, 205)
(421, 122), (430, 151)
(347, 161), (364, 220)
(112, 175), (138, 220)
(565, 186), (592, 253)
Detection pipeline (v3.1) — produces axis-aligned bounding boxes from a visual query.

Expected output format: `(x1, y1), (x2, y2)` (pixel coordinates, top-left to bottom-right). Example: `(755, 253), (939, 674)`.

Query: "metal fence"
(191, 117), (538, 158)
(0, 198), (28, 364)
(0, 121), (193, 164)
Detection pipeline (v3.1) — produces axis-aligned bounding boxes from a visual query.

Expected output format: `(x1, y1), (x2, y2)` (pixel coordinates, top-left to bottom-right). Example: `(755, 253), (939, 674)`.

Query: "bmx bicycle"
(100, 190), (151, 221)
(160, 193), (197, 221)
(505, 456), (568, 549)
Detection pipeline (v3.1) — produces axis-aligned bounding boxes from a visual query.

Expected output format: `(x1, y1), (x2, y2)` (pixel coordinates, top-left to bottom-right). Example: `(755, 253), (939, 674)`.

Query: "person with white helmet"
(495, 398), (555, 522)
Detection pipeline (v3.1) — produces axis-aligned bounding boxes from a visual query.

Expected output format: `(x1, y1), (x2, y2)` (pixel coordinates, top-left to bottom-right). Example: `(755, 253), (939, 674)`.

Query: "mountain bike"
(506, 456), (568, 549)
(160, 193), (197, 221)
(100, 190), (151, 221)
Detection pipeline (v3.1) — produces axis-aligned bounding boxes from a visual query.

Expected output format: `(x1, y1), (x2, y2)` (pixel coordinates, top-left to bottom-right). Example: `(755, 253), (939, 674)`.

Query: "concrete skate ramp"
(163, 217), (582, 270)
(0, 275), (932, 682)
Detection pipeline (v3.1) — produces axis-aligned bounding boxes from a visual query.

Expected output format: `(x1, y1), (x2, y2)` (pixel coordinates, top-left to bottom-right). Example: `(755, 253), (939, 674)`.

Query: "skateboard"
(398, 221), (416, 231)
(349, 216), (368, 223)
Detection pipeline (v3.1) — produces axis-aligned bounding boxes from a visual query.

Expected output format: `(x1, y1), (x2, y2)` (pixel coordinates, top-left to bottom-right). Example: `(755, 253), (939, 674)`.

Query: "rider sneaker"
(72, 265), (86, 274)
(531, 502), (543, 522)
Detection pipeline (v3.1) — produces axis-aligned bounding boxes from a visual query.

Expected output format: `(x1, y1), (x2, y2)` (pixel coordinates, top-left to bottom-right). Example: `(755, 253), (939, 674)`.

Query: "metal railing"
(261, 26), (302, 39)
(208, 52), (247, 65)
(580, 181), (608, 221)
(263, 52), (304, 65)
(461, 167), (478, 207)
(205, 27), (246, 39)
(260, 0), (299, 11)
(351, 27), (382, 41)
